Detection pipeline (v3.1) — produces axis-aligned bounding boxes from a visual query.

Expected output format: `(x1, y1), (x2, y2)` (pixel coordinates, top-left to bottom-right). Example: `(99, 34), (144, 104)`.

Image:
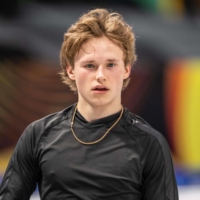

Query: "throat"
(76, 103), (122, 122)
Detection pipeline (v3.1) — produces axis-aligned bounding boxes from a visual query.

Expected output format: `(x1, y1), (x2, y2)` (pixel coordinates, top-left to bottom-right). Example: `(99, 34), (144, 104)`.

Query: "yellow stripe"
(183, 60), (200, 169)
(175, 59), (200, 169)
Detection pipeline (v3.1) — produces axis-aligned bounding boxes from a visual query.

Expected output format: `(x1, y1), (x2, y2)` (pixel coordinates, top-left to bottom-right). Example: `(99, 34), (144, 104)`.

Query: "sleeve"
(0, 123), (40, 200)
(140, 133), (179, 200)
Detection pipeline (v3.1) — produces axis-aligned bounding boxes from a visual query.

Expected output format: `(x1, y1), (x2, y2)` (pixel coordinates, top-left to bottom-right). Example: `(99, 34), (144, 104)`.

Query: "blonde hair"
(60, 8), (137, 92)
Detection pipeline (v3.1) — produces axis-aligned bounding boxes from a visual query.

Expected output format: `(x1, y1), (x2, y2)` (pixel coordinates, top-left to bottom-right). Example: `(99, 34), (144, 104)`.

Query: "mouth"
(92, 85), (109, 91)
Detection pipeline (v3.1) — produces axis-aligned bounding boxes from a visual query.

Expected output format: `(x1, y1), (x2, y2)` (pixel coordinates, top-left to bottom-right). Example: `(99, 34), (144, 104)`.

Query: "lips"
(92, 85), (109, 91)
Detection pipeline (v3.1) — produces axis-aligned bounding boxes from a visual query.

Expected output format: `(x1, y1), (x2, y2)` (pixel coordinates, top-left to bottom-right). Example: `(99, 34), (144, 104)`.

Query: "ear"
(123, 64), (131, 79)
(66, 65), (75, 80)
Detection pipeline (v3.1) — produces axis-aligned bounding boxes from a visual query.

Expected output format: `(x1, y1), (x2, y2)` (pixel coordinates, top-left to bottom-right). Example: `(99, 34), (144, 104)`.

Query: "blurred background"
(0, 0), (200, 199)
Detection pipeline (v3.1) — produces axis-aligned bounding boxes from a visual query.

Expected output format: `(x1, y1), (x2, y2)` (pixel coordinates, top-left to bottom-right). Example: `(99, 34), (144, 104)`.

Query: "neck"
(76, 102), (122, 122)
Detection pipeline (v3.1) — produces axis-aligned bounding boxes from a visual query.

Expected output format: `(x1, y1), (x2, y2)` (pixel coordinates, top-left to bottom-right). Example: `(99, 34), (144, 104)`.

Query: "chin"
(90, 99), (115, 108)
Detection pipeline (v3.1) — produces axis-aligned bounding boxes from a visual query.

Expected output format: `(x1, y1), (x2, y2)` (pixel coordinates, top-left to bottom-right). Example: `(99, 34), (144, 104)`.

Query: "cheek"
(112, 72), (124, 89)
(75, 76), (85, 89)
(74, 70), (90, 86)
(115, 69), (126, 80)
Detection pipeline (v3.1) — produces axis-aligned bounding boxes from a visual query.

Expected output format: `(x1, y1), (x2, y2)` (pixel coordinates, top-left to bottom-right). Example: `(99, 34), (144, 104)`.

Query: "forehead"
(75, 36), (124, 62)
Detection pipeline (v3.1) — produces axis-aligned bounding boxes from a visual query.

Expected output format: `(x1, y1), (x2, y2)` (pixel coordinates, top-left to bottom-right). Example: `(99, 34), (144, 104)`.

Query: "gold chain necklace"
(70, 105), (124, 145)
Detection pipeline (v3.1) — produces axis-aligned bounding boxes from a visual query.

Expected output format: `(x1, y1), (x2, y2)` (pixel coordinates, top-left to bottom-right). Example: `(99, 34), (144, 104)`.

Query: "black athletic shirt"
(0, 104), (179, 200)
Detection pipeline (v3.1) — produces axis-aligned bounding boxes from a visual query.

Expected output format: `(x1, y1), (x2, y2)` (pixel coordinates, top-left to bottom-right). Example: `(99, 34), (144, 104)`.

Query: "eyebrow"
(106, 59), (119, 62)
(81, 60), (95, 64)
(80, 59), (119, 64)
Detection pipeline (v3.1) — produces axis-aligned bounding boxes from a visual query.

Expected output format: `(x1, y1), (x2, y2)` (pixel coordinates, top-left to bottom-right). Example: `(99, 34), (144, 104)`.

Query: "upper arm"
(0, 124), (40, 200)
(140, 134), (179, 200)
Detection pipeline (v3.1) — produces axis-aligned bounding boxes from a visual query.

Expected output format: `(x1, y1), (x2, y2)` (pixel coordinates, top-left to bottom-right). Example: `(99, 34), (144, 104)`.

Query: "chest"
(38, 127), (142, 197)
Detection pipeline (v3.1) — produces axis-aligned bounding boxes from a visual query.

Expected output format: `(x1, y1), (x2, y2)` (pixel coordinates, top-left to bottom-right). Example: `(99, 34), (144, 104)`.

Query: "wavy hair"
(59, 8), (137, 92)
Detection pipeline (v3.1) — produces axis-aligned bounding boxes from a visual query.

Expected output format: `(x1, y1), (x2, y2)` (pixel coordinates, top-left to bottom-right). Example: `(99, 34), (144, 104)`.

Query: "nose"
(96, 66), (106, 82)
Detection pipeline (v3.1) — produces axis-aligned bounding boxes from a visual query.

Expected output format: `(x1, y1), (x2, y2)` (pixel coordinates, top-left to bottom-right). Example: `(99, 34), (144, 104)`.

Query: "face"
(67, 36), (131, 108)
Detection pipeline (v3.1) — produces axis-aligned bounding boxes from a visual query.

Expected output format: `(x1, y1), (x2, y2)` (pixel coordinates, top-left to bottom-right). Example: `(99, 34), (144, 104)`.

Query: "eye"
(85, 64), (94, 68)
(107, 63), (115, 67)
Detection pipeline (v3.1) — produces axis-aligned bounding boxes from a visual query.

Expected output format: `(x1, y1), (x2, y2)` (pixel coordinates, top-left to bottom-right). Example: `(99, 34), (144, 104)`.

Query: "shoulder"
(20, 104), (75, 144)
(14, 104), (75, 159)
(122, 108), (174, 173)
(31, 104), (74, 133)
(122, 108), (170, 154)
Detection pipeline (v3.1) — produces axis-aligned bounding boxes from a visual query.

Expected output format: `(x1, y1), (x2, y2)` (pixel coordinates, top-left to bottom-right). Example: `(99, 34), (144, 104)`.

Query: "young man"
(0, 8), (179, 200)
